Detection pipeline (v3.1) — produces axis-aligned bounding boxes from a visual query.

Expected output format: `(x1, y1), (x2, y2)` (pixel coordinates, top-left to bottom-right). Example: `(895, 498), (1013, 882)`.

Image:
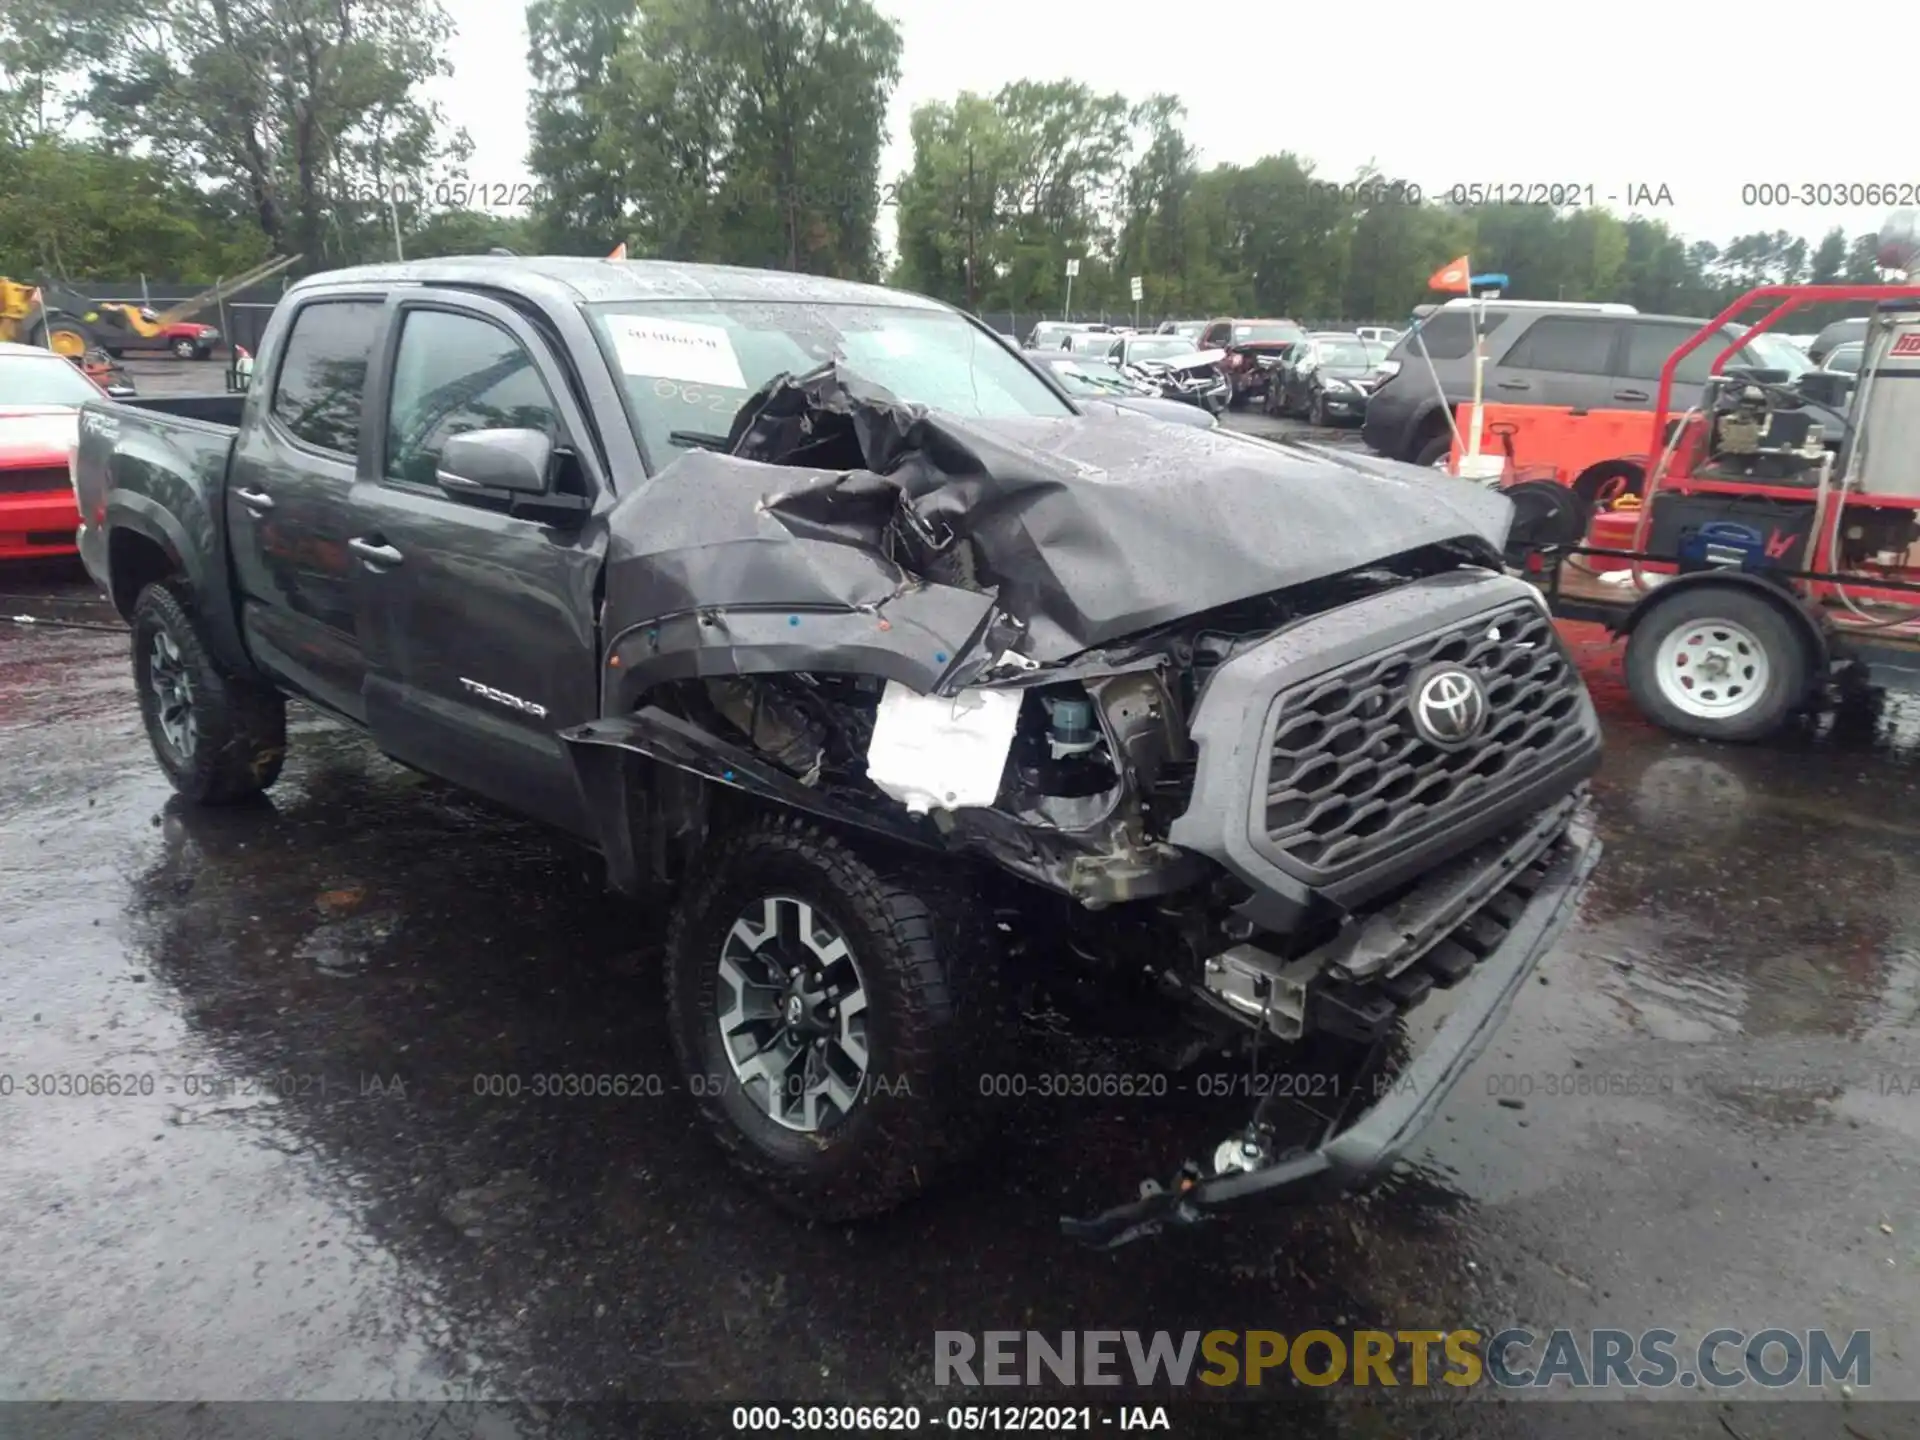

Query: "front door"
(225, 296), (386, 721)
(349, 294), (612, 838)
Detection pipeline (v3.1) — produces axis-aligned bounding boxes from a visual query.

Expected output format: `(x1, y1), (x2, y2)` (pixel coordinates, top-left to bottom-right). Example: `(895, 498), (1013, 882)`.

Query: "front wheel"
(664, 814), (996, 1219)
(1624, 587), (1813, 742)
(1413, 432), (1453, 470)
(131, 582), (287, 802)
(1309, 391), (1330, 427)
(170, 337), (199, 360)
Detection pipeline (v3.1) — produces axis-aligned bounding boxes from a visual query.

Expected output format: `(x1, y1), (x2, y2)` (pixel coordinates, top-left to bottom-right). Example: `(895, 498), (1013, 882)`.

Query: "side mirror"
(437, 427), (553, 497)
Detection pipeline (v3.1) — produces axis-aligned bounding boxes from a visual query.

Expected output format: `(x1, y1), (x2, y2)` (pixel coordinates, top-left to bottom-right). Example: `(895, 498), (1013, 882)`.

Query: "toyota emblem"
(1410, 664), (1489, 746)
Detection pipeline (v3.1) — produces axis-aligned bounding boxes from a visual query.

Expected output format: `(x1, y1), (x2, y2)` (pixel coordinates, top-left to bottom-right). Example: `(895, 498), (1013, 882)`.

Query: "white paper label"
(606, 315), (747, 389)
(864, 682), (1022, 816)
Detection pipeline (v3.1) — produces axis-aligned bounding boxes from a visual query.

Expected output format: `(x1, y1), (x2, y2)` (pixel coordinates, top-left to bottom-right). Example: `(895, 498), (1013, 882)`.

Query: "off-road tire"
(664, 813), (999, 1220)
(1624, 586), (1812, 743)
(131, 582), (287, 803)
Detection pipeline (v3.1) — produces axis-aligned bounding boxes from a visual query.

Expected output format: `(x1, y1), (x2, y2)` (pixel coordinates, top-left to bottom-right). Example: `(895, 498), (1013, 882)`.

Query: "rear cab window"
(269, 300), (384, 455)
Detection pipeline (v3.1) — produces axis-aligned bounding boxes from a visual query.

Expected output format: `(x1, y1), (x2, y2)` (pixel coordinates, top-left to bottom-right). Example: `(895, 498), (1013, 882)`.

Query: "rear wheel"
(170, 337), (199, 360)
(664, 813), (997, 1219)
(131, 582), (287, 803)
(1625, 587), (1813, 742)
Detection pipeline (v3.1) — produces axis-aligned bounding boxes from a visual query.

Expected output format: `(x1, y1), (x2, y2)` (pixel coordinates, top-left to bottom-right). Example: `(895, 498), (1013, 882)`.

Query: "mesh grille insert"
(1264, 603), (1585, 877)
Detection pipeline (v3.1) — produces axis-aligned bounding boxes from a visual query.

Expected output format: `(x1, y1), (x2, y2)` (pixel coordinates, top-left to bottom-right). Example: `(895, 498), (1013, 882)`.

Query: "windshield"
(588, 301), (1073, 461)
(1125, 337), (1197, 363)
(1234, 323), (1302, 343)
(1317, 340), (1373, 369)
(0, 355), (101, 407)
(1733, 329), (1813, 378)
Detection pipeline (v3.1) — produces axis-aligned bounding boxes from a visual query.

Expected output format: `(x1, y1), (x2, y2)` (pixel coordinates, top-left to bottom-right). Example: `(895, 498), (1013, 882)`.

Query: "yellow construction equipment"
(0, 255), (303, 358)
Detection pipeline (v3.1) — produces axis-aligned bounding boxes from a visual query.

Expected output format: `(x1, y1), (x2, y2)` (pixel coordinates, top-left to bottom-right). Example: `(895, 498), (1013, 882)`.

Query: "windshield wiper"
(669, 429), (733, 452)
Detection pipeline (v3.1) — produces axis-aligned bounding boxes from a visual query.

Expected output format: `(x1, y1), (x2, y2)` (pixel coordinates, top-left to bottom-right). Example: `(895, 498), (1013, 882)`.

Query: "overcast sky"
(434, 0), (1910, 266)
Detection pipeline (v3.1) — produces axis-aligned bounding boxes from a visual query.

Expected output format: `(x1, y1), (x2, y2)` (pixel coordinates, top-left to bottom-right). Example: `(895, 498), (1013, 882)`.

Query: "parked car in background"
(1156, 320), (1207, 342)
(1028, 352), (1219, 429)
(1025, 321), (1093, 350)
(1197, 317), (1305, 408)
(1808, 317), (1868, 366)
(1354, 326), (1402, 346)
(1362, 305), (1813, 475)
(1102, 333), (1208, 369)
(1822, 340), (1864, 375)
(1267, 334), (1389, 425)
(0, 340), (102, 560)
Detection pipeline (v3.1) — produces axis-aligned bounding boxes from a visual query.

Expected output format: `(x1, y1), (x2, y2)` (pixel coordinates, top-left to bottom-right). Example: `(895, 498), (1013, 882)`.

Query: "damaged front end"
(561, 366), (1604, 1242)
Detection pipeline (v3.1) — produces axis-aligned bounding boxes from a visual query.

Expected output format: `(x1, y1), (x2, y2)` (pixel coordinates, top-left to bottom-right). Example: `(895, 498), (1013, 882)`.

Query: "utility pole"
(965, 142), (978, 313)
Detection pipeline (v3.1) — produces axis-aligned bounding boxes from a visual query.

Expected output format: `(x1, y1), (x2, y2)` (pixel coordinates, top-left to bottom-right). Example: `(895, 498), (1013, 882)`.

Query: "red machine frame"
(1614, 284), (1920, 624)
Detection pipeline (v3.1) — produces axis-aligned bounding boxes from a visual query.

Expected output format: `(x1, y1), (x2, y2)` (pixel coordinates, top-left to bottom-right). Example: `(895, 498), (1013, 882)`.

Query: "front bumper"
(1315, 387), (1368, 418)
(1061, 810), (1600, 1246)
(0, 491), (79, 561)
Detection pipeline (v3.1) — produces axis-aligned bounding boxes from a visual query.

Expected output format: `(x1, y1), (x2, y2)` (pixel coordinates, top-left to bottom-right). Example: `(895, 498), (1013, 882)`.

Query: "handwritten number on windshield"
(653, 377), (738, 415)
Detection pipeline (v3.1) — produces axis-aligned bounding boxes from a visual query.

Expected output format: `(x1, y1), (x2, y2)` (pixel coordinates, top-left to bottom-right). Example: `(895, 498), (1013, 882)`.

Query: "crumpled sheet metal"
(603, 365), (1515, 673)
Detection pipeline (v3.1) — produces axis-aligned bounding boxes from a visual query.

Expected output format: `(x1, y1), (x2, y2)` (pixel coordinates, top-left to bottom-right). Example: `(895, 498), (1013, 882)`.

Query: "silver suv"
(1360, 304), (1812, 474)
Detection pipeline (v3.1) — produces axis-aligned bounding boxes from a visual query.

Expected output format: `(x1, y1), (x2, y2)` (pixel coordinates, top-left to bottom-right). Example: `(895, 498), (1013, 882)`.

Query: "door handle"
(1613, 388), (1650, 402)
(1495, 379), (1531, 390)
(348, 537), (404, 567)
(234, 487), (275, 511)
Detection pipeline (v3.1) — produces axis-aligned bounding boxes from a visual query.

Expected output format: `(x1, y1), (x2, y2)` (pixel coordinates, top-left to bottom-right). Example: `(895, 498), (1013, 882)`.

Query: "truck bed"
(115, 392), (245, 429)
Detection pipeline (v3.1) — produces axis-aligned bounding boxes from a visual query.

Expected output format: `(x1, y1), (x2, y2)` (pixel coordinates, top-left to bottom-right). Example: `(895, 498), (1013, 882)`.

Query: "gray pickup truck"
(75, 257), (1601, 1243)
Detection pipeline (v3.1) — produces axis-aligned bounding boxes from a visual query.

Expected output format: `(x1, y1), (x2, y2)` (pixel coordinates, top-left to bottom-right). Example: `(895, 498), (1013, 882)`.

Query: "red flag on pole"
(1427, 255), (1471, 293)
(607, 242), (628, 260)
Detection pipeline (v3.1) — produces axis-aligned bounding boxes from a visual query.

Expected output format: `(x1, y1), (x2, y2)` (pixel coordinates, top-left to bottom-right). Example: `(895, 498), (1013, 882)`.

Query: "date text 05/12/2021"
(729, 1406), (1174, 1432)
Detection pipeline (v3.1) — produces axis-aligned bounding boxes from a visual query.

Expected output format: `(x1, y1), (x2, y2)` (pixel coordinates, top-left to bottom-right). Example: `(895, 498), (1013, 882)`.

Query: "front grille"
(1263, 601), (1586, 878)
(0, 466), (68, 497)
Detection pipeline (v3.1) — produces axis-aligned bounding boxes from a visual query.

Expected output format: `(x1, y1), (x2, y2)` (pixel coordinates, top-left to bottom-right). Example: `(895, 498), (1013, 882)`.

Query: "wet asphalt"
(1, 376), (1917, 1437)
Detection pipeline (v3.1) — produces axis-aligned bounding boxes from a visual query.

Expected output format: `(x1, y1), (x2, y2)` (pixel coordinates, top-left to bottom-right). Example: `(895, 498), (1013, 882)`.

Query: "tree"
(0, 137), (262, 279)
(527, 0), (902, 278)
(5, 0), (466, 273)
(1808, 228), (1849, 284)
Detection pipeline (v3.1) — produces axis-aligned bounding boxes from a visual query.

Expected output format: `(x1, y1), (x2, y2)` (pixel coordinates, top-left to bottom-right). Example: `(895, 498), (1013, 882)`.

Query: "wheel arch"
(1614, 573), (1829, 701)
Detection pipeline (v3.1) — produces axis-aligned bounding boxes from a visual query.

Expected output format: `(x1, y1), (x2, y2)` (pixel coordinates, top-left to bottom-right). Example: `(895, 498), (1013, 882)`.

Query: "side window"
(1402, 312), (1476, 360)
(384, 309), (559, 489)
(1109, 340), (1125, 362)
(1499, 317), (1617, 374)
(270, 300), (383, 456)
(1619, 323), (1740, 385)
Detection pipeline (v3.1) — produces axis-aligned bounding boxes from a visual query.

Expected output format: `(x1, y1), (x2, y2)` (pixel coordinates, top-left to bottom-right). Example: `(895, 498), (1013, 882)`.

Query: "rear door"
(1489, 314), (1624, 409)
(225, 295), (385, 721)
(349, 291), (611, 838)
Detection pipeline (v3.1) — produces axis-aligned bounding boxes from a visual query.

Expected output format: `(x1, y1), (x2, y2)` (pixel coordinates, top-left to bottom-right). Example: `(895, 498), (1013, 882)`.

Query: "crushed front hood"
(605, 368), (1513, 668)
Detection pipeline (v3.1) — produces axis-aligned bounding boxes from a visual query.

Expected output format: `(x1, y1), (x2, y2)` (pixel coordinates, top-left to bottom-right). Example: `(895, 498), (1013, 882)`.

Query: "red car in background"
(0, 341), (100, 560)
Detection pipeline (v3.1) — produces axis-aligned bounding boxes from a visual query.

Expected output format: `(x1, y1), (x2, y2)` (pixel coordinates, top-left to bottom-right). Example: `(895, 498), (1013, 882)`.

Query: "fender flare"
(1611, 571), (1830, 702)
(104, 492), (251, 674)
